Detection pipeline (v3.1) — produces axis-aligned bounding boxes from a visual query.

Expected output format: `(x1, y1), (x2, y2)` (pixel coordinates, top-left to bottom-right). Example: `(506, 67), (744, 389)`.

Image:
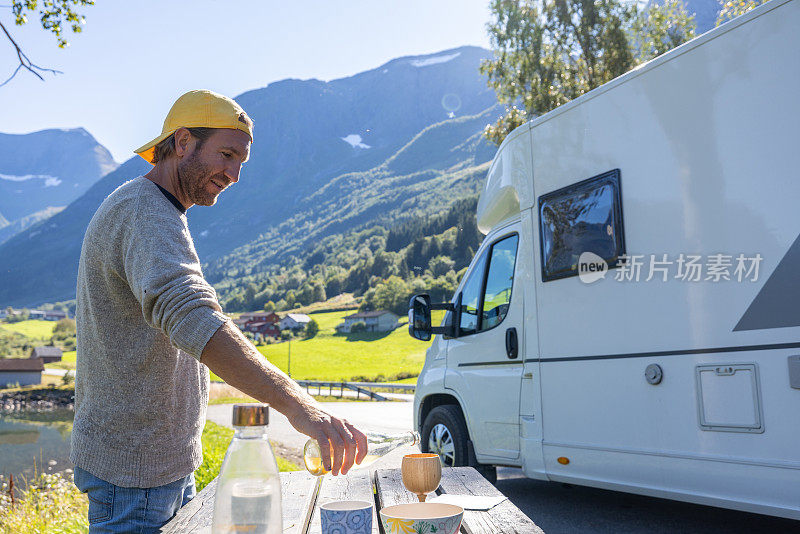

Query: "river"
(0, 409), (74, 483)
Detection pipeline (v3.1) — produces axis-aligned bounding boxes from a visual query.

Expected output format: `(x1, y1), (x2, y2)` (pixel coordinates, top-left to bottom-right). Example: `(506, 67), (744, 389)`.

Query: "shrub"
(53, 318), (76, 334)
(5, 311), (29, 324)
(305, 319), (319, 339)
(350, 321), (366, 333)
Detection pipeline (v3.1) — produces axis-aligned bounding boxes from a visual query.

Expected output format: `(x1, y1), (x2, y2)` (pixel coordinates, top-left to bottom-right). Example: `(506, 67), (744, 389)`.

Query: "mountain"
(0, 206), (65, 245)
(0, 46), (498, 307)
(205, 106), (499, 284)
(0, 157), (151, 306)
(0, 128), (118, 231)
(188, 46), (497, 259)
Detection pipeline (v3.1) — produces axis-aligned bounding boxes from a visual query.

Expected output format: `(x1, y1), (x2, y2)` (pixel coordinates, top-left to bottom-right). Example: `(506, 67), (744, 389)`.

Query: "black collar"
(154, 183), (187, 214)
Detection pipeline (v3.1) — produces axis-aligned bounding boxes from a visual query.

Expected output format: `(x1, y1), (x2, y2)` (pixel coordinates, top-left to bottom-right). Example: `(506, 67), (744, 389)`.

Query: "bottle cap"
(232, 404), (269, 426)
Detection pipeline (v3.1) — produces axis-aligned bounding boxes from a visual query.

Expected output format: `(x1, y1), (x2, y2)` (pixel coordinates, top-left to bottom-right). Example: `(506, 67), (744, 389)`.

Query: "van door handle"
(505, 327), (519, 359)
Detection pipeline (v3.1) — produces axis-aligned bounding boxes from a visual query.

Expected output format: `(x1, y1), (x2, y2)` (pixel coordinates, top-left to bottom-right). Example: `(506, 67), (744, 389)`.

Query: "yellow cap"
(134, 89), (253, 163)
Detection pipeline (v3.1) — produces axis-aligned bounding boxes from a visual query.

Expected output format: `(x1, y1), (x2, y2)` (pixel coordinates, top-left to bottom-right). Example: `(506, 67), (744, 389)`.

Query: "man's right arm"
(200, 321), (367, 475)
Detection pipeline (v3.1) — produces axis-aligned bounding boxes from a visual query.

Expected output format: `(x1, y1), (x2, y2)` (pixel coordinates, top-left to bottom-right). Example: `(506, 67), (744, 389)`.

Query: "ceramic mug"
(320, 500), (373, 534)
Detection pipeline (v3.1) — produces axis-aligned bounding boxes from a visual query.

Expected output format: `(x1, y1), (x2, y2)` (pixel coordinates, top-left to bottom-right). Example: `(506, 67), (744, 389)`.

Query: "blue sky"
(0, 1), (492, 162)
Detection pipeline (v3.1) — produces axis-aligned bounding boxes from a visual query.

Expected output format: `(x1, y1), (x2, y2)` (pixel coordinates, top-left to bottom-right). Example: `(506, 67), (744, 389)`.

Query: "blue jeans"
(73, 466), (196, 533)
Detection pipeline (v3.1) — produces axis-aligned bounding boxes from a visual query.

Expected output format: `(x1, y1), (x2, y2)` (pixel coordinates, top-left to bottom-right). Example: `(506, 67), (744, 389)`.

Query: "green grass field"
(210, 310), (442, 383)
(45, 350), (76, 370)
(0, 319), (56, 340)
(28, 309), (440, 381)
(194, 421), (298, 492)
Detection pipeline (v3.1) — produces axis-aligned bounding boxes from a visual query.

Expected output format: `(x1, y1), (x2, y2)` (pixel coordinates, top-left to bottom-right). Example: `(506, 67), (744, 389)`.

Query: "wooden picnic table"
(161, 466), (543, 533)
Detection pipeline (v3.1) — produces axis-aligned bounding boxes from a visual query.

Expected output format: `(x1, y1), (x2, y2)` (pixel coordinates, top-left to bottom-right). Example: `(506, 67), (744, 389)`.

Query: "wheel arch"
(418, 393), (468, 435)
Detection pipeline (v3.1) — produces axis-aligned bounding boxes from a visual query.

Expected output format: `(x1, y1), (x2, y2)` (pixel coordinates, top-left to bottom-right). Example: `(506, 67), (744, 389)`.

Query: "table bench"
(161, 467), (543, 533)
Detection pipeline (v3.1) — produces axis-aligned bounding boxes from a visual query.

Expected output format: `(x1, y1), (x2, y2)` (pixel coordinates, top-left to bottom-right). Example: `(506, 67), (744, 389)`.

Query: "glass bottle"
(211, 404), (282, 534)
(303, 431), (420, 476)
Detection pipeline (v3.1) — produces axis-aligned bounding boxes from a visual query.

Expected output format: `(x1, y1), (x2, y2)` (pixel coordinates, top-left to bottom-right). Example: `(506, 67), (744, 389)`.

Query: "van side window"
(538, 169), (625, 281)
(458, 251), (488, 335)
(481, 234), (519, 331)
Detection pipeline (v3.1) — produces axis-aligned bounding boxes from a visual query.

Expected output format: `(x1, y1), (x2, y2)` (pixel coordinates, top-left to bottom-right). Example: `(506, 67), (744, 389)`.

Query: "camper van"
(408, 0), (800, 520)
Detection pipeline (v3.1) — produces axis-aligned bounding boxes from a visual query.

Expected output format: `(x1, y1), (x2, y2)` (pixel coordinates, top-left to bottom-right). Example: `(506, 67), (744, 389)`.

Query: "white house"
(337, 310), (399, 333)
(43, 310), (67, 321)
(0, 358), (44, 388)
(279, 313), (312, 331)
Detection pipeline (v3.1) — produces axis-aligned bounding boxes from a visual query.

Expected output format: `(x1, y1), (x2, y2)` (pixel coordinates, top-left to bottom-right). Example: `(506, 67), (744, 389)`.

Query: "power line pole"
(287, 339), (291, 378)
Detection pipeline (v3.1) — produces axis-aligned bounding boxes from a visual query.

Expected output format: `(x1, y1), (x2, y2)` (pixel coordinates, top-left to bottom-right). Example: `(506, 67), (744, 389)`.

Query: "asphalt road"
(494, 468), (799, 533)
(207, 401), (799, 532)
(43, 368), (74, 376)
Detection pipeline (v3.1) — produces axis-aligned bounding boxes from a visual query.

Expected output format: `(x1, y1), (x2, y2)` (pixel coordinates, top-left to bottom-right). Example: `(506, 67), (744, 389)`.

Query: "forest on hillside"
(217, 196), (483, 315)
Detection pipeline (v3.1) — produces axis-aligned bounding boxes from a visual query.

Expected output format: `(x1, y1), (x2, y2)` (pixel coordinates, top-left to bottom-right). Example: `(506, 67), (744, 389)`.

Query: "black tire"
(421, 405), (470, 467)
(422, 405), (499, 484)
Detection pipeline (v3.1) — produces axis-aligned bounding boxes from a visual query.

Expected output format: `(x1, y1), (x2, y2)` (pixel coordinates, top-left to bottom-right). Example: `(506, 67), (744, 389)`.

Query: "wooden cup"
(401, 453), (442, 502)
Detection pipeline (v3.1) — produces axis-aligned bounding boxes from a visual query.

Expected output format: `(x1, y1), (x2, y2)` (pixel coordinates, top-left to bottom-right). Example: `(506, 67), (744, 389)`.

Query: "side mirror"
(409, 294), (432, 341)
(408, 293), (456, 341)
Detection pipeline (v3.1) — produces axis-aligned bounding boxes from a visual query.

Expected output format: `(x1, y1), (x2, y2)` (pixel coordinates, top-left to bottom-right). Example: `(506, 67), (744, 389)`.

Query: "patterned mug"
(320, 500), (373, 534)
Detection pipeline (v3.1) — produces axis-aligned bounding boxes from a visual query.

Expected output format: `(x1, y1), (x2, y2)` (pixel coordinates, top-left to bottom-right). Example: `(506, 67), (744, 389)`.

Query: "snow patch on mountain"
(341, 134), (371, 149)
(410, 52), (460, 68)
(0, 173), (62, 187)
(0, 174), (62, 187)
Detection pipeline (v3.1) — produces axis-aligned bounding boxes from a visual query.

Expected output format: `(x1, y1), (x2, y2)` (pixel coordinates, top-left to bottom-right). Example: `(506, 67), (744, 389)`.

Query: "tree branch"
(0, 20), (62, 87)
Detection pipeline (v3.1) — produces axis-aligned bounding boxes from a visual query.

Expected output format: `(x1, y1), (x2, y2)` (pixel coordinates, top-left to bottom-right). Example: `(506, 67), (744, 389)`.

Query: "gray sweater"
(71, 176), (228, 488)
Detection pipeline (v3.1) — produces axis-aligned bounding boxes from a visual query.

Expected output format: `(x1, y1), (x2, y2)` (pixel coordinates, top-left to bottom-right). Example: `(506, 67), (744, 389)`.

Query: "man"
(71, 90), (367, 532)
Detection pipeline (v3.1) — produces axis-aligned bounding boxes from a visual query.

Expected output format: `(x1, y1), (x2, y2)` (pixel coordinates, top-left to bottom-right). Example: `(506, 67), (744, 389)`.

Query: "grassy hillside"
(0, 320), (60, 358)
(256, 311), (425, 381)
(210, 310), (445, 383)
(0, 319), (56, 340)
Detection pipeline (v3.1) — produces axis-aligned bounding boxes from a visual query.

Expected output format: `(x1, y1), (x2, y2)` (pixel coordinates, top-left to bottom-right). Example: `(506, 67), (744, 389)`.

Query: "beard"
(177, 150), (225, 207)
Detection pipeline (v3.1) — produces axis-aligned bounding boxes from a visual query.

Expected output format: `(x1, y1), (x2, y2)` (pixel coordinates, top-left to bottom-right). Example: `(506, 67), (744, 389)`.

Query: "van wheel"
(421, 405), (470, 467)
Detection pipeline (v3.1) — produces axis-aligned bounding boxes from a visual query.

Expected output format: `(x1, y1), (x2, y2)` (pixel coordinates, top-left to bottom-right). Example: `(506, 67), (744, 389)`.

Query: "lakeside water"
(0, 409), (74, 482)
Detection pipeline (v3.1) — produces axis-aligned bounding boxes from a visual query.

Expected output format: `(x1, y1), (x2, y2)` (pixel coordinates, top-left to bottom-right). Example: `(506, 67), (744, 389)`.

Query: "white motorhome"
(408, 0), (800, 520)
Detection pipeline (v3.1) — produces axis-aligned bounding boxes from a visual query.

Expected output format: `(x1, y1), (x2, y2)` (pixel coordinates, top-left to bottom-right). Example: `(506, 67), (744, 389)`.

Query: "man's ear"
(174, 128), (192, 158)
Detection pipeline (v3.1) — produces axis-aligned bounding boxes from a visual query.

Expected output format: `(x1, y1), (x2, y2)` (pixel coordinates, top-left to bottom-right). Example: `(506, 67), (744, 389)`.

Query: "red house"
(234, 312), (280, 329)
(246, 322), (281, 340)
(234, 312), (280, 340)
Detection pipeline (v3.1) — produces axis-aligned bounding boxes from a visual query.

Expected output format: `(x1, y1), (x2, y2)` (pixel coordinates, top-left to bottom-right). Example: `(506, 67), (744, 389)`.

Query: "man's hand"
(200, 321), (368, 475)
(286, 401), (368, 475)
